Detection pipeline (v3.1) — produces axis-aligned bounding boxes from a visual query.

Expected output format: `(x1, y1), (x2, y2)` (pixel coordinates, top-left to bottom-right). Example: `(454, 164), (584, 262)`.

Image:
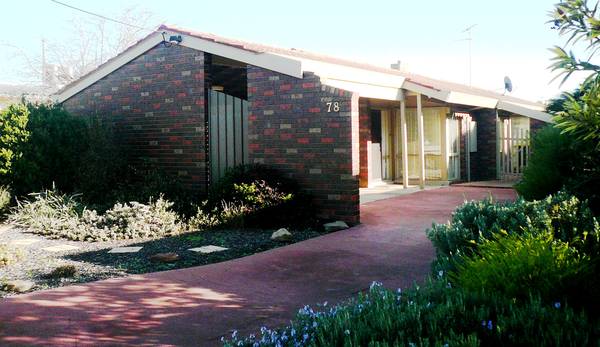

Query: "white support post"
(400, 93), (409, 189)
(417, 93), (425, 189)
(466, 116), (471, 182)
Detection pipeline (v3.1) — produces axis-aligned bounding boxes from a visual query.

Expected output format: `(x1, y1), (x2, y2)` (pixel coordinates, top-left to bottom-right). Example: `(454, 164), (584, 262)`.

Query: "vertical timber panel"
(234, 97), (243, 165)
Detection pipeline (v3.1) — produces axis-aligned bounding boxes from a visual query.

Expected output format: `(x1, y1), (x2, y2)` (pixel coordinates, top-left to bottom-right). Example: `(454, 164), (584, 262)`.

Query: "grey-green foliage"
(10, 188), (183, 242)
(0, 186), (10, 216)
(426, 191), (599, 261)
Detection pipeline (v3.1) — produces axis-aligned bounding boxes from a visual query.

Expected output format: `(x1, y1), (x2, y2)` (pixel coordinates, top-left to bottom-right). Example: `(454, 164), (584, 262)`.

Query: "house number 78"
(326, 101), (340, 112)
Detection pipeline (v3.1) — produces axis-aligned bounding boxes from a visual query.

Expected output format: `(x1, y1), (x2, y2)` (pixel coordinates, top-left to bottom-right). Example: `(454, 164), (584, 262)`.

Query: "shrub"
(224, 280), (595, 347)
(516, 126), (575, 200)
(206, 164), (314, 228)
(0, 104), (29, 182)
(0, 186), (10, 217)
(189, 179), (302, 230)
(426, 191), (599, 261)
(452, 232), (590, 304)
(10, 103), (89, 196)
(46, 265), (77, 278)
(0, 243), (21, 267)
(9, 188), (183, 241)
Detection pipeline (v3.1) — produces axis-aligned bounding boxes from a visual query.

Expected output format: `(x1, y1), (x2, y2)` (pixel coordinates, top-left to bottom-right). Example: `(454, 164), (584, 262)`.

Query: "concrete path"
(0, 187), (516, 347)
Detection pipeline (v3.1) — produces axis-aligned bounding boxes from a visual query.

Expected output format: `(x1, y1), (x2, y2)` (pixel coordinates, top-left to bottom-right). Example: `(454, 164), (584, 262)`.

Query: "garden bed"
(0, 223), (324, 297)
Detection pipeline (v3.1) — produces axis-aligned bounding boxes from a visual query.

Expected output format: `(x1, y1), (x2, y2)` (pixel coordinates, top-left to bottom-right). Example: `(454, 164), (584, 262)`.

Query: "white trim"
(321, 78), (403, 100)
(181, 33), (302, 78)
(497, 100), (553, 123)
(56, 30), (303, 102)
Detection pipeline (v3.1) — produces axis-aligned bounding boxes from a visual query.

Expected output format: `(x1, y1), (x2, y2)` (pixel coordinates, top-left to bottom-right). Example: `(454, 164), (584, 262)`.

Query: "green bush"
(516, 126), (575, 200)
(0, 104), (29, 182)
(10, 103), (89, 196)
(452, 232), (590, 304)
(9, 188), (183, 241)
(189, 180), (295, 230)
(206, 164), (314, 228)
(224, 280), (595, 346)
(426, 191), (598, 261)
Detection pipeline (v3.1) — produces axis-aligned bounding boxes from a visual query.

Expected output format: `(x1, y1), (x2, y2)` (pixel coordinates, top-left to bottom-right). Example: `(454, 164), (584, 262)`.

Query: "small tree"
(545, 0), (600, 212)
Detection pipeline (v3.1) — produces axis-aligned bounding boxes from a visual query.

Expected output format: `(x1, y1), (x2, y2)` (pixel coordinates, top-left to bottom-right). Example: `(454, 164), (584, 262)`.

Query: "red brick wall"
(470, 109), (498, 181)
(62, 44), (207, 192)
(247, 67), (360, 224)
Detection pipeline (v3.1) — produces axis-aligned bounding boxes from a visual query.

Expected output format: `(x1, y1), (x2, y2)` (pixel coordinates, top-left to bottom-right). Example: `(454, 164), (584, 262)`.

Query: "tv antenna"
(461, 24), (477, 87)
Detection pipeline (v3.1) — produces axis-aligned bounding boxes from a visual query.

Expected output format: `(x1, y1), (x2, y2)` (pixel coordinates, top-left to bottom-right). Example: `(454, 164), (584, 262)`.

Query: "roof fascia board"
(292, 58), (405, 88)
(56, 31), (303, 102)
(446, 91), (498, 109)
(497, 100), (553, 123)
(56, 32), (164, 102)
(180, 33), (302, 78)
(402, 80), (450, 102)
(321, 78), (403, 101)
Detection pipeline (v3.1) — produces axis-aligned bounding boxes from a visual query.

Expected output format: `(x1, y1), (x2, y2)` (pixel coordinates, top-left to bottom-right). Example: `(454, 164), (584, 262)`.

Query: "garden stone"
(189, 245), (228, 254)
(149, 252), (180, 263)
(271, 228), (292, 241)
(3, 280), (34, 293)
(323, 221), (349, 232)
(42, 245), (80, 252)
(108, 247), (142, 254)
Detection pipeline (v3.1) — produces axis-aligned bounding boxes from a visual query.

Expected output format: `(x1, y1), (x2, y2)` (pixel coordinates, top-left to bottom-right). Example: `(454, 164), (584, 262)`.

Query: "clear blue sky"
(0, 0), (584, 101)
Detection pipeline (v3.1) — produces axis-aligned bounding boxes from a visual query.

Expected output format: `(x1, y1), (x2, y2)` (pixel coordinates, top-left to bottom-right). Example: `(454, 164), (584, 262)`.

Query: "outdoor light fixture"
(161, 32), (182, 47)
(211, 85), (224, 92)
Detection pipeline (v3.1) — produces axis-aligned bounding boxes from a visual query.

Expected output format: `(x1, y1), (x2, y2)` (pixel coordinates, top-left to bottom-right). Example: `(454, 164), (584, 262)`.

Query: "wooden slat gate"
(498, 118), (530, 181)
(208, 90), (249, 183)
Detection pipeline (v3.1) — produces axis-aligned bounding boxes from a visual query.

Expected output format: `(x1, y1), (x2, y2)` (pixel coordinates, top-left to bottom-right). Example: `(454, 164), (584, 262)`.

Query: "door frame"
(446, 116), (461, 181)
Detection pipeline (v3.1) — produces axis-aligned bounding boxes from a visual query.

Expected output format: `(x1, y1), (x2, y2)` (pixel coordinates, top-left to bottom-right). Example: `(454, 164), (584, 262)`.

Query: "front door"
(446, 117), (460, 181)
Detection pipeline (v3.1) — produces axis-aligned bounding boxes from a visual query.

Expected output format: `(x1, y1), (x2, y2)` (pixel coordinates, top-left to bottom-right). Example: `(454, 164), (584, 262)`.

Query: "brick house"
(56, 25), (552, 225)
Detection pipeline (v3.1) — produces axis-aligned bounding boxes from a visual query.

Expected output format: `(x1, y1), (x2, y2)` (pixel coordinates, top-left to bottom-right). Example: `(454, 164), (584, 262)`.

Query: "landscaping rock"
(271, 228), (293, 241)
(108, 247), (142, 254)
(42, 245), (80, 252)
(149, 252), (180, 263)
(188, 245), (228, 254)
(323, 221), (349, 232)
(3, 280), (34, 293)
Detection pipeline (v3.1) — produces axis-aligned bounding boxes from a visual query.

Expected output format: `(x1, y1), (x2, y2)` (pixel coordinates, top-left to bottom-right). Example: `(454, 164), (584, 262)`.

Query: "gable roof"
(55, 25), (551, 122)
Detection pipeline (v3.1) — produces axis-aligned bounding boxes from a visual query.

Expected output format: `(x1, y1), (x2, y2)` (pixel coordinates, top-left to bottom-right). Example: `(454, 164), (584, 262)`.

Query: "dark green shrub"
(516, 126), (575, 200)
(0, 104), (29, 183)
(452, 232), (590, 304)
(11, 103), (89, 196)
(224, 280), (595, 346)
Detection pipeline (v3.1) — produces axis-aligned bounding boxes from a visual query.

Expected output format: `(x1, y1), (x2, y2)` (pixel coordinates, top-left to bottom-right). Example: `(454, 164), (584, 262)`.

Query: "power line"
(49, 0), (157, 32)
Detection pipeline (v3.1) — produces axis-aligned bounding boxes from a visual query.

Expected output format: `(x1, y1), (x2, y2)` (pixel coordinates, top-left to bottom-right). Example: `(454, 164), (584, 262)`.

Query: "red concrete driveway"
(0, 186), (516, 346)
